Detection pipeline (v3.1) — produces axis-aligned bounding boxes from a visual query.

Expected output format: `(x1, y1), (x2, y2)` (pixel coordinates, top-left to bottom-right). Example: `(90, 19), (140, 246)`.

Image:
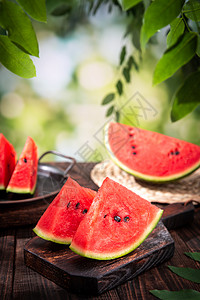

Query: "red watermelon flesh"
(70, 177), (163, 260)
(33, 177), (96, 244)
(104, 122), (200, 182)
(0, 134), (17, 190)
(7, 136), (38, 194)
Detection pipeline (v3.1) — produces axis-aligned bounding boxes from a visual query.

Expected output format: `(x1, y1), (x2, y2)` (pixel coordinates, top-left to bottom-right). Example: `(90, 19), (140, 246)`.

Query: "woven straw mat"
(90, 160), (200, 204)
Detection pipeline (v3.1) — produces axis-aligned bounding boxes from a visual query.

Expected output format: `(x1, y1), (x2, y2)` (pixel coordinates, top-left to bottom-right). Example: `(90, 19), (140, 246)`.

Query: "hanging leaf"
(118, 0), (143, 11)
(116, 80), (123, 95)
(150, 289), (200, 300)
(185, 252), (200, 262)
(128, 55), (139, 71)
(140, 0), (185, 49)
(16, 0), (46, 22)
(115, 110), (120, 122)
(167, 18), (185, 48)
(120, 45), (127, 65)
(106, 105), (115, 117)
(168, 265), (200, 283)
(183, 0), (200, 22)
(153, 32), (198, 85)
(0, 1), (39, 57)
(51, 4), (72, 17)
(101, 93), (115, 105)
(0, 35), (36, 78)
(123, 67), (131, 83)
(171, 70), (200, 122)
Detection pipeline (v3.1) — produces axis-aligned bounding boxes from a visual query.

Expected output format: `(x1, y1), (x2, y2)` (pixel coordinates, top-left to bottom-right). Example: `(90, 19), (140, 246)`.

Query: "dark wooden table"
(1, 162), (200, 300)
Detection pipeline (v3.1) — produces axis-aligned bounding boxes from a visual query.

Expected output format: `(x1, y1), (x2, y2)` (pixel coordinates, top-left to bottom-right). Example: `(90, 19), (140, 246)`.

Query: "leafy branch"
(0, 0), (46, 78)
(102, 0), (200, 122)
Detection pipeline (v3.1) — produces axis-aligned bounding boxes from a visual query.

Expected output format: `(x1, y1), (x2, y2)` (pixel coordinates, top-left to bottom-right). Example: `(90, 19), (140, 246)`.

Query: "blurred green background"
(0, 5), (200, 162)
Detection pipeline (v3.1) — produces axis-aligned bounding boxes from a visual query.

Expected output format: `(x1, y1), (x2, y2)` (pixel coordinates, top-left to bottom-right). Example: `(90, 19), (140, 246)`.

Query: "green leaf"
(123, 67), (131, 83)
(106, 105), (114, 117)
(101, 93), (115, 105)
(16, 0), (46, 22)
(183, 0), (200, 22)
(171, 70), (200, 121)
(0, 1), (39, 57)
(185, 252), (200, 262)
(120, 45), (126, 65)
(118, 0), (142, 11)
(153, 32), (198, 85)
(51, 4), (71, 17)
(115, 110), (120, 122)
(140, 0), (185, 49)
(116, 80), (123, 95)
(168, 265), (200, 283)
(128, 55), (139, 71)
(0, 35), (36, 78)
(167, 18), (185, 48)
(150, 289), (200, 300)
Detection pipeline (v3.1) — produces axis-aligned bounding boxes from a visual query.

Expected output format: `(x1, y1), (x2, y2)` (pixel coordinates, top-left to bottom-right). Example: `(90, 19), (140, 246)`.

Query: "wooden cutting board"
(24, 221), (174, 295)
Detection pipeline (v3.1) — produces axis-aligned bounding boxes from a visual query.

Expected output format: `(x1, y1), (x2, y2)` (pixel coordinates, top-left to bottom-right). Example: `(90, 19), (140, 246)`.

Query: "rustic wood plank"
(0, 229), (15, 300)
(24, 222), (174, 295)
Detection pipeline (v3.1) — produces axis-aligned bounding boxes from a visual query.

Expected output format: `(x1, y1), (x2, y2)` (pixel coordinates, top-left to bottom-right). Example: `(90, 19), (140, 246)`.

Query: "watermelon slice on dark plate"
(7, 136), (38, 194)
(104, 122), (200, 182)
(0, 133), (17, 190)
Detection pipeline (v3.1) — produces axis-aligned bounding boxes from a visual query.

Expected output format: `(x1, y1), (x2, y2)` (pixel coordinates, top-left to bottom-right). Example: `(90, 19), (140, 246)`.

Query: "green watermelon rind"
(0, 184), (6, 190)
(104, 122), (200, 183)
(69, 209), (163, 260)
(6, 184), (36, 195)
(33, 226), (72, 245)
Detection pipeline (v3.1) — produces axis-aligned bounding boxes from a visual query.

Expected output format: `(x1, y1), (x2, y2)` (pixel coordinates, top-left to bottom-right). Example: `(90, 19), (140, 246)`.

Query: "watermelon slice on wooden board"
(7, 136), (38, 194)
(104, 122), (200, 182)
(70, 177), (163, 260)
(33, 177), (96, 244)
(0, 134), (17, 190)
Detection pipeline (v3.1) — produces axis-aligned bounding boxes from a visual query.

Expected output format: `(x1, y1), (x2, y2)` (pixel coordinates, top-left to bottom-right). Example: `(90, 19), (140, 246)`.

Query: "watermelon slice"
(7, 137), (38, 194)
(70, 177), (163, 260)
(0, 134), (17, 190)
(33, 177), (96, 244)
(104, 122), (200, 182)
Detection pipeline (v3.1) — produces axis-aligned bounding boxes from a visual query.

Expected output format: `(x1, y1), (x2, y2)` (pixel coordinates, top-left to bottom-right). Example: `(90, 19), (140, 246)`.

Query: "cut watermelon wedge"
(104, 122), (200, 182)
(7, 136), (38, 194)
(33, 177), (96, 244)
(70, 177), (163, 260)
(0, 134), (17, 190)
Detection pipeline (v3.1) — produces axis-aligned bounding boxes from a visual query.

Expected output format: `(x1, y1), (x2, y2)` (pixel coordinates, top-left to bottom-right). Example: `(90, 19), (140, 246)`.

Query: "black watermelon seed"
(75, 202), (80, 209)
(124, 216), (130, 222)
(67, 202), (71, 208)
(82, 209), (88, 214)
(175, 151), (180, 155)
(132, 152), (137, 155)
(114, 216), (121, 222)
(104, 214), (107, 218)
(131, 146), (135, 149)
(23, 157), (27, 163)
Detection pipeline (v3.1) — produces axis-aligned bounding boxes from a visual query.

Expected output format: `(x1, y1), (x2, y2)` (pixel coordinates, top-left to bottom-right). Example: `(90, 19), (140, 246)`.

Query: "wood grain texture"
(24, 222), (174, 295)
(0, 228), (15, 300)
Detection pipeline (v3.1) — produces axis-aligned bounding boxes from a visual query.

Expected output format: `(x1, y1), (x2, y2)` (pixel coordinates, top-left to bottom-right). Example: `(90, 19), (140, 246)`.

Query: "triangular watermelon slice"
(33, 177), (96, 244)
(7, 136), (38, 194)
(70, 177), (163, 260)
(104, 122), (200, 182)
(0, 134), (17, 190)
